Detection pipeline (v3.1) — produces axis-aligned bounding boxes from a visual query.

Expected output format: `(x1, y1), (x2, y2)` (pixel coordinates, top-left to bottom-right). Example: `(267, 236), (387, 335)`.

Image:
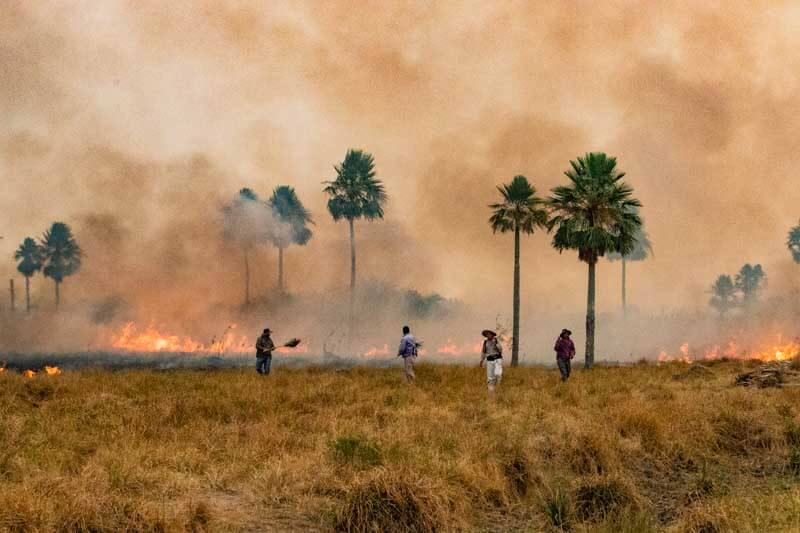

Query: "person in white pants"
(479, 329), (503, 393)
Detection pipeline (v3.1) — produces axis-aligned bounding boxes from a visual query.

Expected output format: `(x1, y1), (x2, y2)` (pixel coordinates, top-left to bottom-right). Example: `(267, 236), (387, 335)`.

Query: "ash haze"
(2, 1), (800, 359)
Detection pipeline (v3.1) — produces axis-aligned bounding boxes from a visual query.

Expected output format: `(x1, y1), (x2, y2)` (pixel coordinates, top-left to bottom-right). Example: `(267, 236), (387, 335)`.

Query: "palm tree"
(607, 208), (653, 315)
(14, 237), (43, 312)
(709, 274), (737, 318)
(324, 149), (387, 292)
(40, 222), (82, 309)
(489, 175), (549, 367)
(268, 185), (313, 293)
(548, 153), (642, 369)
(788, 221), (800, 263)
(735, 263), (766, 308)
(222, 188), (268, 305)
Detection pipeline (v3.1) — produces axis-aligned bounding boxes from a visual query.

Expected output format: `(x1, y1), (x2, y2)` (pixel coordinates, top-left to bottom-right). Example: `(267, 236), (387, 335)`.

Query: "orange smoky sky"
(2, 0), (799, 321)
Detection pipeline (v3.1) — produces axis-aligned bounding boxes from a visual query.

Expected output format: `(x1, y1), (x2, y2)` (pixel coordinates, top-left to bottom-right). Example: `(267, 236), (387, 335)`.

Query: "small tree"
(40, 222), (82, 309)
(489, 175), (549, 367)
(735, 263), (766, 308)
(324, 149), (387, 292)
(222, 188), (270, 305)
(709, 274), (737, 318)
(268, 186), (313, 293)
(14, 237), (43, 312)
(607, 208), (653, 315)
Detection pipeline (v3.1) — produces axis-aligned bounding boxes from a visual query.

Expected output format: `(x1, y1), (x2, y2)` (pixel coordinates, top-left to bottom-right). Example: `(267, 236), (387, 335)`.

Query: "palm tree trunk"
(243, 249), (250, 306)
(278, 245), (284, 293)
(25, 276), (30, 312)
(511, 226), (521, 367)
(55, 280), (60, 310)
(585, 260), (596, 369)
(348, 218), (356, 291)
(621, 258), (627, 316)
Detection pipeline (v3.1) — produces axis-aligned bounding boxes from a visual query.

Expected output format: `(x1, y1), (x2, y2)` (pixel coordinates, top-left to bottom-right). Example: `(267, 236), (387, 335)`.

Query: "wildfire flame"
(363, 344), (389, 357)
(658, 336), (800, 364)
(435, 339), (483, 355)
(109, 322), (307, 354)
(44, 366), (62, 376)
(23, 370), (36, 378)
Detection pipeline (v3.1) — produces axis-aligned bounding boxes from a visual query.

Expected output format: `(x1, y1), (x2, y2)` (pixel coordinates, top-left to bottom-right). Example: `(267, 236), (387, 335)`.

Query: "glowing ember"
(44, 366), (62, 376)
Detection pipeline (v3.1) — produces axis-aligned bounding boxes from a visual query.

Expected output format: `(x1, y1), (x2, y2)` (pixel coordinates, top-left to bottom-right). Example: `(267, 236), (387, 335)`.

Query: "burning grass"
(2, 361), (800, 531)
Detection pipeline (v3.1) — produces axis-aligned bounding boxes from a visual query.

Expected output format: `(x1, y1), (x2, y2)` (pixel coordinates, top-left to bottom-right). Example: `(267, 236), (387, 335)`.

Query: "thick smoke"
(2, 2), (800, 361)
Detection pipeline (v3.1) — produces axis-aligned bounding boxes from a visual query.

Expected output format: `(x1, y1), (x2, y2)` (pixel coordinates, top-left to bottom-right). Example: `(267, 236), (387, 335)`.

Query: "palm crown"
(324, 149), (387, 221)
(788, 222), (800, 263)
(489, 175), (548, 234)
(735, 263), (766, 300)
(41, 222), (82, 282)
(15, 237), (43, 277)
(269, 186), (313, 247)
(548, 152), (642, 263)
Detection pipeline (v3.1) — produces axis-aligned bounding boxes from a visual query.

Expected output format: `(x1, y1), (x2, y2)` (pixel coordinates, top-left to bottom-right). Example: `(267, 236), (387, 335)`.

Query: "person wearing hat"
(255, 328), (275, 375)
(397, 325), (418, 383)
(480, 329), (503, 393)
(554, 329), (576, 382)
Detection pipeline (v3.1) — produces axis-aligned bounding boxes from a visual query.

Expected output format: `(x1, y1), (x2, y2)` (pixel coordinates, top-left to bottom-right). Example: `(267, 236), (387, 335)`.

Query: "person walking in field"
(256, 328), (275, 375)
(480, 329), (503, 393)
(397, 325), (418, 383)
(554, 328), (576, 382)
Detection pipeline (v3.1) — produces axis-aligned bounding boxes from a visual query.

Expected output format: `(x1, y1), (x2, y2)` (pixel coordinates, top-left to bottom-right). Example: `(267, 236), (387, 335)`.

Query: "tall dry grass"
(1, 360), (800, 531)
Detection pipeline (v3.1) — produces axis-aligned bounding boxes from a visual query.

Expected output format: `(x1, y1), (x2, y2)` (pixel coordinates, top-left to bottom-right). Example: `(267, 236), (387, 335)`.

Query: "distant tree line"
(709, 264), (766, 317)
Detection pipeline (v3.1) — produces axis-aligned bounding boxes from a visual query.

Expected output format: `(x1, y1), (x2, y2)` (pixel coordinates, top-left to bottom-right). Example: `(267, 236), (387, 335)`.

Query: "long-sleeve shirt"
(554, 337), (575, 360)
(398, 334), (417, 357)
(481, 338), (502, 361)
(256, 335), (275, 356)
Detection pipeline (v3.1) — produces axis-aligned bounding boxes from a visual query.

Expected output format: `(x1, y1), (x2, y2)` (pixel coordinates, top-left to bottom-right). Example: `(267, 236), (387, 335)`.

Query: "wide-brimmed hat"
(482, 329), (497, 338)
(561, 328), (572, 336)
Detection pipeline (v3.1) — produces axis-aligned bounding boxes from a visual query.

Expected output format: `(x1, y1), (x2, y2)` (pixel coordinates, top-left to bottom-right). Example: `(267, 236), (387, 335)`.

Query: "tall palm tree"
(222, 188), (268, 306)
(40, 222), (82, 309)
(607, 208), (653, 315)
(548, 153), (642, 369)
(709, 274), (737, 318)
(735, 263), (766, 308)
(268, 185), (313, 293)
(15, 237), (43, 312)
(489, 175), (549, 367)
(788, 221), (800, 263)
(324, 149), (387, 292)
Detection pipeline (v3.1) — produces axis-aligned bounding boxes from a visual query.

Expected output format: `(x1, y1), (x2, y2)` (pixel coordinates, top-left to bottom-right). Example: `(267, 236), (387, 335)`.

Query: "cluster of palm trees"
(13, 222), (82, 311)
(224, 149), (386, 305)
(489, 152), (645, 369)
(709, 264), (767, 318)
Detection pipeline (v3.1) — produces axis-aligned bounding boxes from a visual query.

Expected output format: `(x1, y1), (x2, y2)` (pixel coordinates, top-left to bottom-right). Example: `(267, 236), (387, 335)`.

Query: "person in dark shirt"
(554, 329), (576, 382)
(255, 328), (275, 375)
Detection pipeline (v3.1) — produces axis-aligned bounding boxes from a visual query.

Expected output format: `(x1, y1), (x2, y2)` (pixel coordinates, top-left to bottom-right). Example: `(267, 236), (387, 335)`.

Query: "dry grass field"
(2, 359), (800, 532)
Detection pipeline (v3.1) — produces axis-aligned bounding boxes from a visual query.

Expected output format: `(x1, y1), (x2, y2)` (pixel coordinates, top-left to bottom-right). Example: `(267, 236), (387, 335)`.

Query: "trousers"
(256, 354), (272, 375)
(486, 358), (503, 391)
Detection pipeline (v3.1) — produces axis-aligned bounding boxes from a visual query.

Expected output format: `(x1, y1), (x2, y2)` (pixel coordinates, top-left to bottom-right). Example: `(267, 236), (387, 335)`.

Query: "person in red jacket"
(554, 329), (576, 382)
